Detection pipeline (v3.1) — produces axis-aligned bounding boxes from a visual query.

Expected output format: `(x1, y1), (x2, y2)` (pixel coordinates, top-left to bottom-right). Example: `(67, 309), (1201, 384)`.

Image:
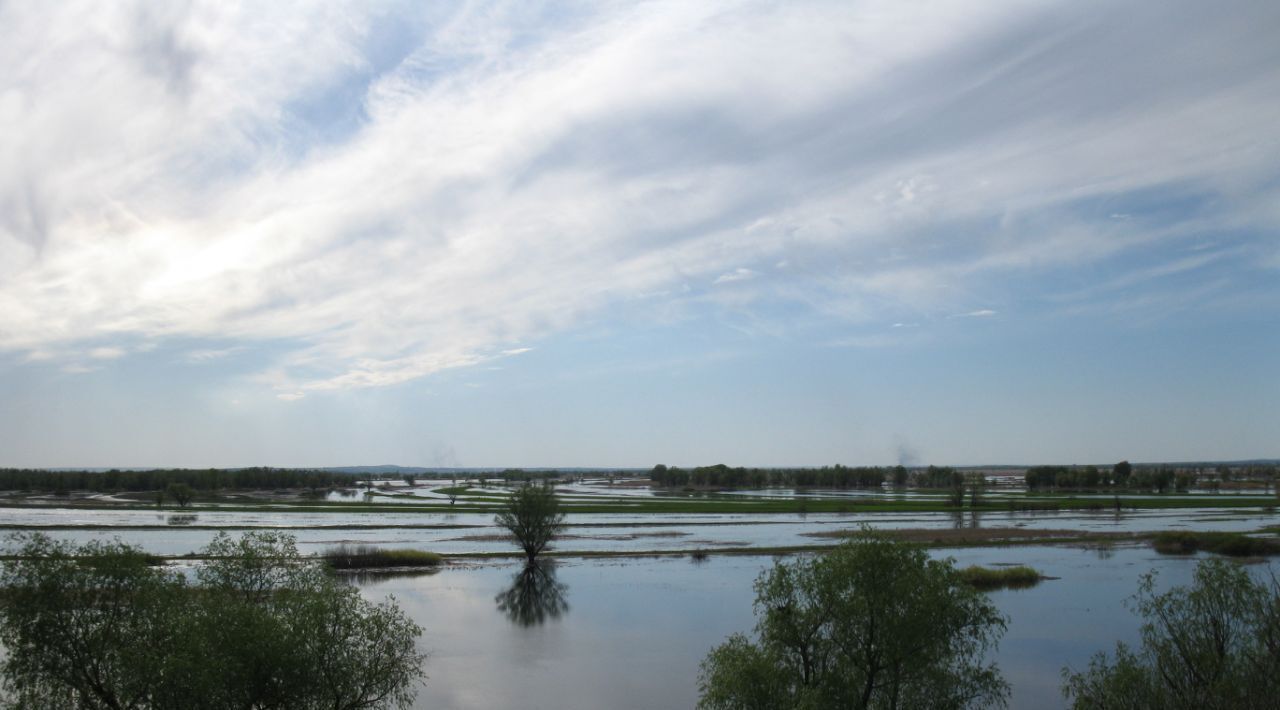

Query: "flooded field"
(4, 488), (1279, 709)
(5, 503), (1277, 557)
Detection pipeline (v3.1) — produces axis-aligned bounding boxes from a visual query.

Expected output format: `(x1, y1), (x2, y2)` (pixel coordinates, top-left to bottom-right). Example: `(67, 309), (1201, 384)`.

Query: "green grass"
(321, 544), (443, 569)
(956, 565), (1043, 590)
(430, 486), (473, 496)
(1151, 531), (1280, 557)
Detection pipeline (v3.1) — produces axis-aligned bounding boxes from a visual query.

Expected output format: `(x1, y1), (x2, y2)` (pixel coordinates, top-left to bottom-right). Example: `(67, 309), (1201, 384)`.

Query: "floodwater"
(361, 545), (1274, 710)
(6, 505), (1277, 557)
(3, 496), (1279, 708)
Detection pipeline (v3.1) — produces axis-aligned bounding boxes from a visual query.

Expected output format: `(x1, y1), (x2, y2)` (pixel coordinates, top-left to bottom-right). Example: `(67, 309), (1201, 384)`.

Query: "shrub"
(1151, 531), (1280, 557)
(322, 544), (443, 569)
(0, 532), (426, 709)
(957, 565), (1042, 590)
(1063, 558), (1280, 709)
(699, 531), (1008, 709)
(495, 483), (567, 562)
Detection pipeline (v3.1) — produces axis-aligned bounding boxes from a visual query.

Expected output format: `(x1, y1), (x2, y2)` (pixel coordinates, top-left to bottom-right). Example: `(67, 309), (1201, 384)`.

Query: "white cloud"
(714, 268), (759, 285)
(952, 309), (997, 318)
(61, 363), (99, 374)
(88, 347), (127, 360)
(276, 392), (306, 402)
(1, 1), (1277, 392)
(184, 346), (247, 363)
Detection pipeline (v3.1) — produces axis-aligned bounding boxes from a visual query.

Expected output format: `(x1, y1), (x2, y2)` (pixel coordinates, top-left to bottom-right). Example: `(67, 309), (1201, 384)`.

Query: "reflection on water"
(358, 547), (1278, 710)
(949, 510), (984, 529)
(495, 562), (569, 627)
(166, 513), (198, 526)
(338, 567), (443, 586)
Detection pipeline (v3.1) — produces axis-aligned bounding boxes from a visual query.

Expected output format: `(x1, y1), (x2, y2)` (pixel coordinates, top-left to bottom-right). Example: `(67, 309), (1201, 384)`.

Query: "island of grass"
(957, 565), (1044, 590)
(321, 544), (443, 570)
(1150, 531), (1280, 557)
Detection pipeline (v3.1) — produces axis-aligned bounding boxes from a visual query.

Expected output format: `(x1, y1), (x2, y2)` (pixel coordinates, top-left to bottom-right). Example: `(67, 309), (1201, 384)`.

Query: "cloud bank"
(2, 0), (1277, 395)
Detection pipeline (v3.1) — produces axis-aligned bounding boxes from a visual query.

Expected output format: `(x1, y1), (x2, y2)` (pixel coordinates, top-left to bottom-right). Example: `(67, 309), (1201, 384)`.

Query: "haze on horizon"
(1, 0), (1277, 470)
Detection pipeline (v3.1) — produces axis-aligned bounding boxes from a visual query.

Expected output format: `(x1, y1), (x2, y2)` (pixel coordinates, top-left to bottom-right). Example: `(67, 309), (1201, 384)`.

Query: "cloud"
(276, 392), (306, 402)
(1, 1), (1278, 392)
(501, 347), (533, 356)
(714, 268), (759, 285)
(88, 347), (127, 360)
(952, 309), (997, 318)
(183, 346), (248, 363)
(61, 363), (99, 374)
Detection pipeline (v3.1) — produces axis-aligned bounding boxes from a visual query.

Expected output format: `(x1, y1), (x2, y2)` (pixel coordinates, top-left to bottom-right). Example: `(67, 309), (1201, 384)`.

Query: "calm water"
(4, 500), (1279, 709)
(9, 505), (1277, 557)
(354, 545), (1274, 710)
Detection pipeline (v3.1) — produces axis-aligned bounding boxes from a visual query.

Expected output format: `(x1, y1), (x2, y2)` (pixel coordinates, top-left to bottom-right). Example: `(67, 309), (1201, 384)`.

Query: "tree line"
(650, 463), (899, 489)
(0, 467), (358, 493)
(1025, 461), (1280, 492)
(648, 463), (985, 490)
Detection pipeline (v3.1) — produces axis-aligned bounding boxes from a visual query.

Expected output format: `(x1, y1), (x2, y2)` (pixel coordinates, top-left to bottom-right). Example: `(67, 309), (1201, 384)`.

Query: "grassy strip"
(957, 565), (1043, 590)
(429, 486), (473, 496)
(1151, 531), (1280, 557)
(321, 544), (443, 569)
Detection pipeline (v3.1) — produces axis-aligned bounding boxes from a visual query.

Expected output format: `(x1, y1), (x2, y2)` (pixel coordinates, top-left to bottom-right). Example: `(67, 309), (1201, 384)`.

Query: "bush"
(698, 531), (1008, 709)
(322, 544), (443, 569)
(1151, 531), (1280, 557)
(1063, 558), (1280, 709)
(957, 565), (1043, 590)
(0, 532), (426, 709)
(495, 483), (567, 562)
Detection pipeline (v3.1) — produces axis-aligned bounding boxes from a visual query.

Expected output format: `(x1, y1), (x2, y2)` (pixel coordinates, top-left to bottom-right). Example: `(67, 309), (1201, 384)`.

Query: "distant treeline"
(647, 463), (961, 489)
(0, 467), (358, 493)
(1024, 461), (1280, 492)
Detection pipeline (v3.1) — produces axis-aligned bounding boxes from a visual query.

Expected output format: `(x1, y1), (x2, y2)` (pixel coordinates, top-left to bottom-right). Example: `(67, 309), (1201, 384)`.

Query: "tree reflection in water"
(495, 561), (569, 627)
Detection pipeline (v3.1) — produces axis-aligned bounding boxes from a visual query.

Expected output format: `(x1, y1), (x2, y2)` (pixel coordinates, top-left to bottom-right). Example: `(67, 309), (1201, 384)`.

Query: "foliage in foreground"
(0, 531), (426, 710)
(1063, 558), (1280, 709)
(698, 532), (1008, 710)
(494, 483), (567, 561)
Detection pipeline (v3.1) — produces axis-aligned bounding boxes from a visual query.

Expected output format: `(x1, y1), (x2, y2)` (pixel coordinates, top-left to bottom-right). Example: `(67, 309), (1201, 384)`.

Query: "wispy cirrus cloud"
(1, 0), (1278, 395)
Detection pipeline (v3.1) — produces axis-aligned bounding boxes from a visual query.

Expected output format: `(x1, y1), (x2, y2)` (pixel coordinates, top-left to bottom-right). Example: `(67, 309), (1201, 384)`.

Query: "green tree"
(165, 481), (193, 508)
(1112, 460), (1132, 487)
(967, 472), (986, 508)
(699, 532), (1008, 709)
(495, 483), (567, 562)
(891, 465), (909, 488)
(0, 532), (426, 709)
(1062, 558), (1280, 709)
(947, 472), (966, 508)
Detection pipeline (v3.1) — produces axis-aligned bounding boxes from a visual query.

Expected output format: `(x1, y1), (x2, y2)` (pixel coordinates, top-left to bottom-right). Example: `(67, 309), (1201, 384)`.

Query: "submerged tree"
(1062, 558), (1280, 709)
(699, 531), (1008, 710)
(0, 531), (426, 710)
(495, 482), (567, 562)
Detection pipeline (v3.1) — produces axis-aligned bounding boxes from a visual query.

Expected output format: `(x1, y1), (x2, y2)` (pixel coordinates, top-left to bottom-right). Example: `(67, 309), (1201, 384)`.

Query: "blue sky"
(1, 0), (1277, 468)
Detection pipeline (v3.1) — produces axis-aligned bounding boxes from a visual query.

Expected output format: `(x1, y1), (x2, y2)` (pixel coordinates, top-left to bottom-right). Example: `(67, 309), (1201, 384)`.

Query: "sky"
(1, 0), (1278, 469)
